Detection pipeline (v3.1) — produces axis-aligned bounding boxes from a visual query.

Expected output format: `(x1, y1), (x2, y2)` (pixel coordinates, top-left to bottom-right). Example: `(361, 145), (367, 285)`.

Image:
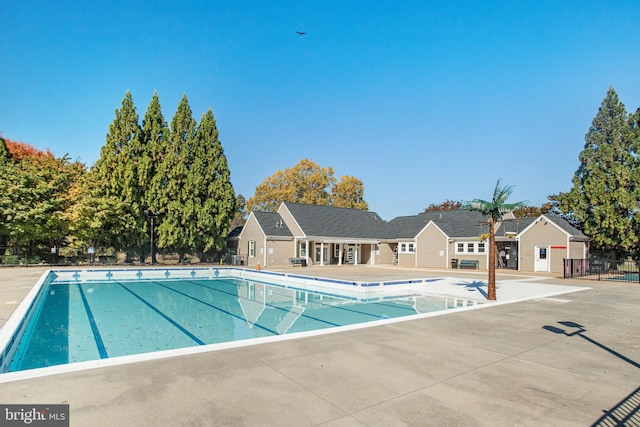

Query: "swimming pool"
(0, 267), (481, 379)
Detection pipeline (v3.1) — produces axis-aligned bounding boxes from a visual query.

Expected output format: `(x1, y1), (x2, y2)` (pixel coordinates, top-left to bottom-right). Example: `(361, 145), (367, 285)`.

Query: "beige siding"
(519, 219), (570, 274)
(376, 243), (395, 265)
(397, 252), (415, 267)
(360, 244), (372, 265)
(263, 239), (294, 267)
(416, 225), (449, 268)
(569, 241), (586, 259)
(450, 239), (488, 270)
(238, 215), (265, 268)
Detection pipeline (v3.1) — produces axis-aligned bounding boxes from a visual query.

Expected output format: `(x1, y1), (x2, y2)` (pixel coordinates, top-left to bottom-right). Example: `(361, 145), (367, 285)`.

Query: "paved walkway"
(0, 266), (638, 426)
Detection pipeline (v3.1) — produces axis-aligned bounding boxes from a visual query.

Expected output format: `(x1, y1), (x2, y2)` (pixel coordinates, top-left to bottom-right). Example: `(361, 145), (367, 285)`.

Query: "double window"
(456, 242), (485, 254)
(399, 242), (416, 253)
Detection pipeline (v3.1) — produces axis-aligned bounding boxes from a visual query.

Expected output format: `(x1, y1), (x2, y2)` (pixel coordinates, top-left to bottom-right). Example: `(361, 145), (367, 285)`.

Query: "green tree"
(551, 88), (639, 254)
(186, 109), (236, 260)
(139, 91), (170, 262)
(0, 146), (86, 261)
(0, 136), (10, 161)
(331, 175), (368, 209)
(91, 91), (146, 260)
(140, 91), (170, 208)
(465, 180), (526, 300)
(155, 94), (198, 259)
(0, 137), (11, 243)
(247, 159), (368, 212)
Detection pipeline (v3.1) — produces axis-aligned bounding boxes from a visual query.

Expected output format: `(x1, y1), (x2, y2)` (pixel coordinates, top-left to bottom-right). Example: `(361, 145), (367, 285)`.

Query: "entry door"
(346, 246), (354, 264)
(315, 246), (328, 264)
(534, 245), (550, 272)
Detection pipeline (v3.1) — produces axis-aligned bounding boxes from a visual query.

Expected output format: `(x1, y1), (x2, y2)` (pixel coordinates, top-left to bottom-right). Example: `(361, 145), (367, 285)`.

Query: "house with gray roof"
(235, 202), (587, 274)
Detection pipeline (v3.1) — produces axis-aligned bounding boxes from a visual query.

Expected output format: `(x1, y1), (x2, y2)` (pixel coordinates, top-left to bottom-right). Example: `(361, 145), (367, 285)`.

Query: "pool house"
(235, 202), (588, 274)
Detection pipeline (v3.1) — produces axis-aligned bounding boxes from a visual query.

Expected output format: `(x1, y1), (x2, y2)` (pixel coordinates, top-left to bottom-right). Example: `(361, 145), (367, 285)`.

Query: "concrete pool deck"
(0, 265), (638, 426)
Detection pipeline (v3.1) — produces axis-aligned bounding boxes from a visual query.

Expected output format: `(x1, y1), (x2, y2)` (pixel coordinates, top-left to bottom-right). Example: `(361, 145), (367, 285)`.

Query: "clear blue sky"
(2, 1), (639, 220)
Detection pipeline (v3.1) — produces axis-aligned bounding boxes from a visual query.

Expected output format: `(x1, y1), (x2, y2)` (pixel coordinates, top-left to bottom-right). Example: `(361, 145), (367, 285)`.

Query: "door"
(315, 246), (328, 264)
(534, 245), (550, 272)
(346, 246), (354, 264)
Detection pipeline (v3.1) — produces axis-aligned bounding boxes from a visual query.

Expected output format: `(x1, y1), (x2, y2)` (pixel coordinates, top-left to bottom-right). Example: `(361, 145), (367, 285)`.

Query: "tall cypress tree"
(140, 91), (170, 261)
(556, 87), (638, 254)
(155, 94), (197, 259)
(190, 109), (236, 261)
(91, 91), (146, 260)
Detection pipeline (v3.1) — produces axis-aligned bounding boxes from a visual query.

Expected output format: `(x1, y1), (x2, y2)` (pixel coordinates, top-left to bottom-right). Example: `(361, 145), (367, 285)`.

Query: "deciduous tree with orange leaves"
(246, 159), (368, 212)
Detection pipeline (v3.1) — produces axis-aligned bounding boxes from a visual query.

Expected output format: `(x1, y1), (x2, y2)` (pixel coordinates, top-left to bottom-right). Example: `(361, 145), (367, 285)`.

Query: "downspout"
(263, 235), (267, 268)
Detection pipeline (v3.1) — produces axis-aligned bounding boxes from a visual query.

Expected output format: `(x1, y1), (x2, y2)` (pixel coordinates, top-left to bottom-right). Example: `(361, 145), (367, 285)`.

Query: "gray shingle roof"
(282, 202), (387, 239)
(252, 203), (588, 242)
(386, 210), (490, 239)
(495, 218), (536, 236)
(253, 211), (293, 237)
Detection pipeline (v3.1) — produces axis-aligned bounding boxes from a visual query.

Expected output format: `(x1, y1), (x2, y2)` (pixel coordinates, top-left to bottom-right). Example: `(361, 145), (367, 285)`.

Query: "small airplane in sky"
(296, 31), (306, 35)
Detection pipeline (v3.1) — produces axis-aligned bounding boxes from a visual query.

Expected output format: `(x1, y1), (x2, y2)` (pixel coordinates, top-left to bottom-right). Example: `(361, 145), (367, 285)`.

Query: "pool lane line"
(77, 284), (109, 359)
(152, 282), (286, 334)
(117, 283), (206, 346)
(183, 279), (415, 322)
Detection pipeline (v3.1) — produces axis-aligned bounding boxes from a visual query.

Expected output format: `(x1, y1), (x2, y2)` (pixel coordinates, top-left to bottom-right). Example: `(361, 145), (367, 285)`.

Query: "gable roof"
(253, 211), (293, 237)
(543, 215), (587, 238)
(280, 202), (387, 239)
(386, 210), (490, 239)
(495, 217), (536, 236)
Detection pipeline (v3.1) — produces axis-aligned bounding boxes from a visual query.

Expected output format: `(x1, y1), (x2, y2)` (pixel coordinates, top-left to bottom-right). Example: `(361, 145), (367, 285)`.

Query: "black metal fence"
(564, 258), (640, 283)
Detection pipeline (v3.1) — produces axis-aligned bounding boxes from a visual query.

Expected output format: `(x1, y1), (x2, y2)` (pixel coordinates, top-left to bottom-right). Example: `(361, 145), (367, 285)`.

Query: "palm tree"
(465, 180), (527, 300)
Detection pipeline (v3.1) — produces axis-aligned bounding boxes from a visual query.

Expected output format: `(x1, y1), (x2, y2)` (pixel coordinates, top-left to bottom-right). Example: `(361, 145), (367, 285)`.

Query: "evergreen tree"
(141, 91), (169, 206)
(91, 91), (146, 260)
(189, 109), (236, 260)
(140, 91), (170, 262)
(155, 94), (197, 259)
(0, 137), (10, 161)
(553, 87), (639, 254)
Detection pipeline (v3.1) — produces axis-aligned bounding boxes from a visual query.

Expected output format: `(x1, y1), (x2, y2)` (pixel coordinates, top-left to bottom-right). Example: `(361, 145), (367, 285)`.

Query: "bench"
(289, 257), (307, 267)
(459, 260), (479, 269)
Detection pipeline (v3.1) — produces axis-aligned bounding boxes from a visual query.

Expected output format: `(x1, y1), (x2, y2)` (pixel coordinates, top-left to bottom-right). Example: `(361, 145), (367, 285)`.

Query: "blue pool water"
(6, 275), (463, 373)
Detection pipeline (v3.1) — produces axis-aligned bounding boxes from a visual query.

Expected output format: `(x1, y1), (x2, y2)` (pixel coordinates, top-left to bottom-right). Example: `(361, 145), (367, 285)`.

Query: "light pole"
(144, 209), (159, 265)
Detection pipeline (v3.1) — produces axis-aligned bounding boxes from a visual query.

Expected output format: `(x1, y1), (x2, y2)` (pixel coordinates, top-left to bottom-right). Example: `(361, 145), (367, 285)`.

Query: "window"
(248, 240), (255, 258)
(456, 241), (485, 254)
(298, 241), (307, 257)
(399, 242), (416, 253)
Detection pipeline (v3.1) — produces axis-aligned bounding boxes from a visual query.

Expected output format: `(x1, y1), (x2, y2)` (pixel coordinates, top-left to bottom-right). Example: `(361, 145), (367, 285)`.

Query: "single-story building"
(233, 202), (588, 274)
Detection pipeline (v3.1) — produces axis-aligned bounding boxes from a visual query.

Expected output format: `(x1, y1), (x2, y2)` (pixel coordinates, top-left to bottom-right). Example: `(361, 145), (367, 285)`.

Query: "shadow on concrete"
(591, 386), (640, 426)
(543, 321), (640, 426)
(543, 321), (640, 369)
(460, 280), (488, 299)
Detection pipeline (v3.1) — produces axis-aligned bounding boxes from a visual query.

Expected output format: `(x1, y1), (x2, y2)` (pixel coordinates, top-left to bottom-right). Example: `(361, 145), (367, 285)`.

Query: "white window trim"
(399, 242), (416, 254)
(455, 241), (486, 254)
(248, 240), (256, 258)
